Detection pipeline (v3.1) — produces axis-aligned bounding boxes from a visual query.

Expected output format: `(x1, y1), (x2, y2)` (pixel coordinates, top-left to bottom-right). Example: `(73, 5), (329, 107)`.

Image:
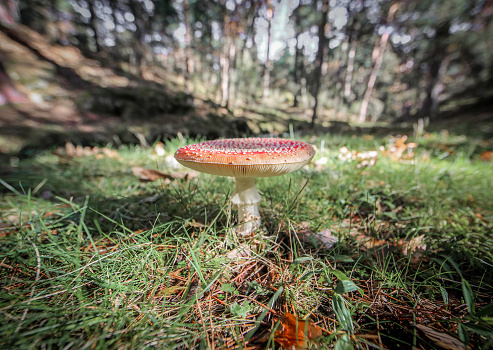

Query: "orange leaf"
(480, 151), (493, 162)
(274, 313), (322, 350)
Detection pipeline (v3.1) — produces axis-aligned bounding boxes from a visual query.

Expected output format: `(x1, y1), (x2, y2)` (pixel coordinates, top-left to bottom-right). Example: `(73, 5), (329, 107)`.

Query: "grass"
(1, 131), (492, 349)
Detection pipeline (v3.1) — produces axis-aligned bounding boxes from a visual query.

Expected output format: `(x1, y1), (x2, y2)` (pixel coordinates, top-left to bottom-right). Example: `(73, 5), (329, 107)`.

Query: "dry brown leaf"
(274, 313), (323, 350)
(355, 235), (387, 250)
(355, 234), (426, 255)
(226, 244), (252, 260)
(155, 285), (186, 297)
(101, 147), (120, 159)
(170, 170), (199, 181)
(65, 142), (75, 157)
(298, 228), (339, 250)
(59, 143), (120, 159)
(380, 135), (418, 162)
(417, 325), (470, 350)
(131, 167), (175, 182)
(399, 234), (426, 256)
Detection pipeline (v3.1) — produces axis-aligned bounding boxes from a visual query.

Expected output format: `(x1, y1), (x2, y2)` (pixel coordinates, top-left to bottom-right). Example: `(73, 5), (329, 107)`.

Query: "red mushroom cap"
(174, 138), (315, 178)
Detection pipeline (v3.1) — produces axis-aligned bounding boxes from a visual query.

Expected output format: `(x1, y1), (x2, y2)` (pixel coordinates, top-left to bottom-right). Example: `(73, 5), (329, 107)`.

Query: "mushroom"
(174, 138), (315, 236)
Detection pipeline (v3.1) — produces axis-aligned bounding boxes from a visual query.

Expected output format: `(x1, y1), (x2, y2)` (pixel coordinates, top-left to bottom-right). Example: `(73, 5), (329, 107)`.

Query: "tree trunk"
(128, 0), (148, 76)
(420, 21), (452, 119)
(358, 3), (399, 123)
(262, 4), (273, 101)
(344, 34), (356, 102)
(88, 1), (101, 53)
(292, 5), (302, 108)
(228, 37), (238, 110)
(220, 8), (231, 107)
(310, 0), (329, 128)
(422, 55), (451, 118)
(183, 0), (192, 93)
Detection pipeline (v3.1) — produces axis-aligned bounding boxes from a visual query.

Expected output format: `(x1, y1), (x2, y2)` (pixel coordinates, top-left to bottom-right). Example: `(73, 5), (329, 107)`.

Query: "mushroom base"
(231, 177), (262, 236)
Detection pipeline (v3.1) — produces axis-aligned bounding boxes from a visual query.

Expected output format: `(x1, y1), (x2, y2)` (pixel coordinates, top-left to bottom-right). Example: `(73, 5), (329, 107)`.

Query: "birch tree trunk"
(358, 3), (399, 123)
(262, 5), (273, 101)
(220, 9), (231, 107)
(344, 34), (356, 101)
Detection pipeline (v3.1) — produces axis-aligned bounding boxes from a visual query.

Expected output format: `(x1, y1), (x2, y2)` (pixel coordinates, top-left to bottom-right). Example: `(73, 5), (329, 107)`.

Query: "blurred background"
(0, 0), (492, 154)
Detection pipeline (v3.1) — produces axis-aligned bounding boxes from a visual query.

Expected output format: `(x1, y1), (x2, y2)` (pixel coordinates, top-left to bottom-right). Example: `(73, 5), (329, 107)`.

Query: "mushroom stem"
(230, 177), (262, 236)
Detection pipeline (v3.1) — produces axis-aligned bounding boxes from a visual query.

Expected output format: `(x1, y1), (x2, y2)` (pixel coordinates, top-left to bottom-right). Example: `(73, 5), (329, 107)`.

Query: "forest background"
(0, 0), (492, 153)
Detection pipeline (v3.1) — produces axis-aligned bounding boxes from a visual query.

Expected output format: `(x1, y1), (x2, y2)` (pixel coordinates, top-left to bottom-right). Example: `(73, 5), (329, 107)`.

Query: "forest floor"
(1, 23), (493, 349)
(1, 131), (492, 349)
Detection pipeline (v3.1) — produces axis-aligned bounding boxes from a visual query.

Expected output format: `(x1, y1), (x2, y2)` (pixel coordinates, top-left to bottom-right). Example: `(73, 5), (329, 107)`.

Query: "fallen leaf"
(101, 147), (119, 159)
(58, 143), (120, 159)
(155, 285), (186, 297)
(479, 151), (493, 162)
(274, 313), (323, 350)
(355, 235), (387, 250)
(65, 142), (75, 157)
(131, 167), (175, 182)
(380, 135), (418, 162)
(170, 170), (199, 181)
(226, 244), (252, 259)
(417, 324), (470, 350)
(399, 234), (426, 256)
(298, 228), (339, 250)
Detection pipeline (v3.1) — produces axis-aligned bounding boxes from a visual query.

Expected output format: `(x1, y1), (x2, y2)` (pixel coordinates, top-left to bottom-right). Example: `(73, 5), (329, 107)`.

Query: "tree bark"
(421, 56), (450, 119)
(220, 7), (231, 107)
(128, 0), (148, 76)
(310, 0), (329, 128)
(262, 3), (273, 101)
(344, 33), (356, 101)
(420, 21), (451, 119)
(358, 2), (399, 123)
(88, 1), (101, 53)
(183, 0), (192, 93)
(228, 37), (238, 110)
(292, 5), (302, 107)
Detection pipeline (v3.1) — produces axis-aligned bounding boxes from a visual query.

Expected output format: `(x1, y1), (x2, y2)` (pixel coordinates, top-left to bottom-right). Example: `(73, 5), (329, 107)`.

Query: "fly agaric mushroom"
(174, 138), (315, 236)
